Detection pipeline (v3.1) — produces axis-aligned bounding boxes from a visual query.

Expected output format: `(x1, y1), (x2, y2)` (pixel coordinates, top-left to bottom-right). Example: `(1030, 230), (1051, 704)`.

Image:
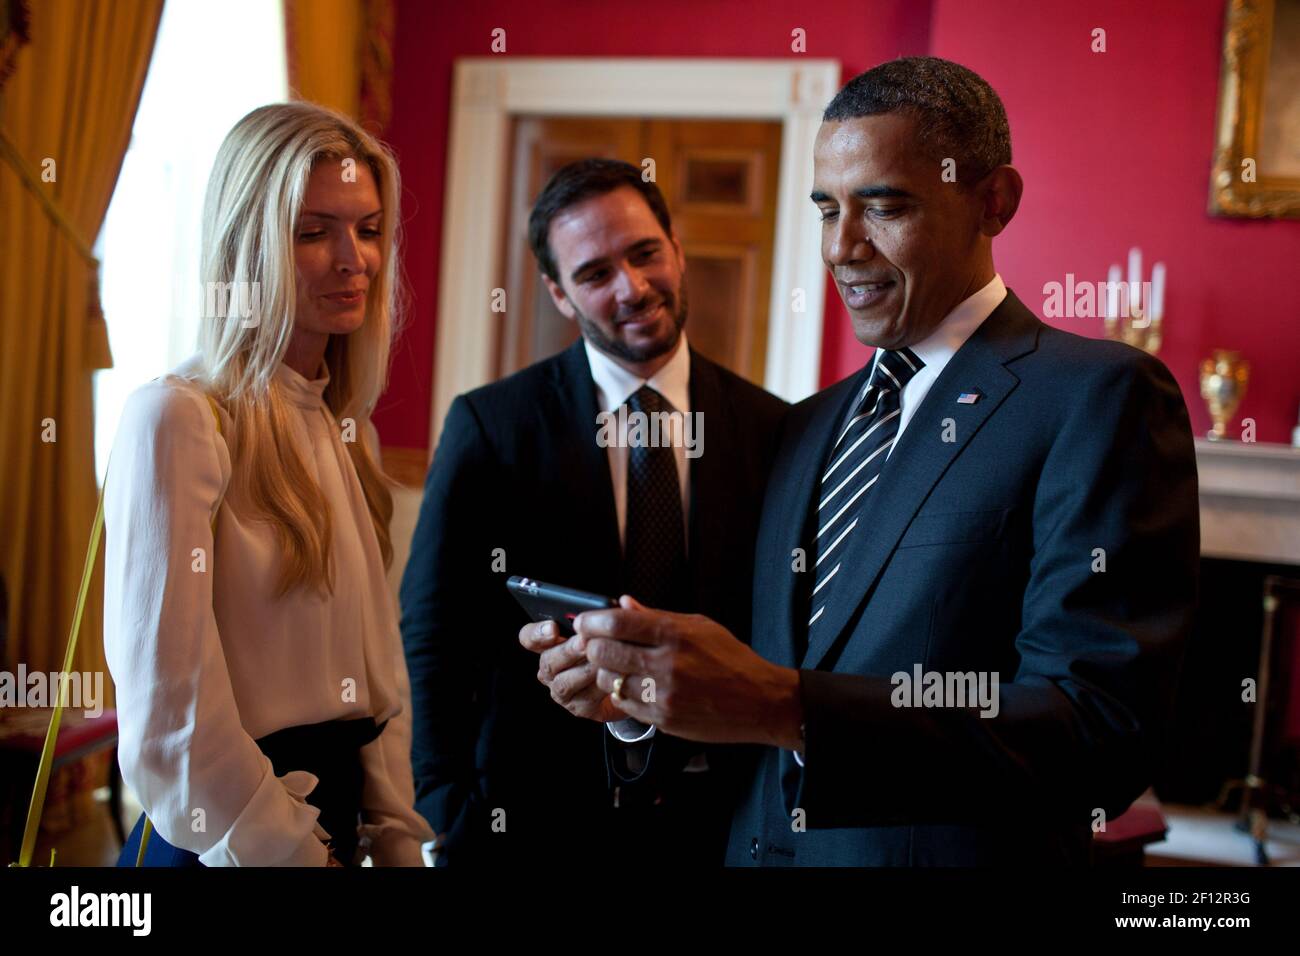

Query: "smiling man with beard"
(401, 159), (787, 865)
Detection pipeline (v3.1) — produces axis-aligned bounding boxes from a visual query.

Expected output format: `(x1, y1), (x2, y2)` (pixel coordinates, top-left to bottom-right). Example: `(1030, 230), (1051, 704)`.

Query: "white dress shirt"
(103, 356), (434, 866)
(584, 333), (692, 546)
(583, 334), (692, 747)
(792, 273), (1007, 766)
(852, 273), (1006, 453)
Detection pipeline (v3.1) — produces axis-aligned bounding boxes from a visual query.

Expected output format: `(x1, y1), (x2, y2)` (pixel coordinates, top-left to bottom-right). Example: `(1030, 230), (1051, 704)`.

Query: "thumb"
(619, 594), (648, 611)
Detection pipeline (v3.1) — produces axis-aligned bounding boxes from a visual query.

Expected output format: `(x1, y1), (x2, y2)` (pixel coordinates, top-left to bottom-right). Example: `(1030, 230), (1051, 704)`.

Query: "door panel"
(501, 117), (642, 378)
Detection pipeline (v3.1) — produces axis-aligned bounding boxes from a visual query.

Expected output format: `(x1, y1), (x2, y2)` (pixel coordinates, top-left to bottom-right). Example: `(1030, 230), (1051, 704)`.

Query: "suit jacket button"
(750, 837), (758, 860)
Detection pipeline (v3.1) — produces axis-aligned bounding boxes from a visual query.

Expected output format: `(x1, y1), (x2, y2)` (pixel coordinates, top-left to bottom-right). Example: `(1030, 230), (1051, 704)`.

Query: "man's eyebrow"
(568, 237), (662, 281)
(625, 237), (662, 255)
(809, 186), (916, 202)
(300, 209), (384, 220)
(569, 254), (608, 282)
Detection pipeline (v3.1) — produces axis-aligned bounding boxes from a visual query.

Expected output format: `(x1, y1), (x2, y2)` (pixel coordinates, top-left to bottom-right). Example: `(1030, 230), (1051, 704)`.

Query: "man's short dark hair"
(823, 56), (1012, 186)
(528, 158), (674, 285)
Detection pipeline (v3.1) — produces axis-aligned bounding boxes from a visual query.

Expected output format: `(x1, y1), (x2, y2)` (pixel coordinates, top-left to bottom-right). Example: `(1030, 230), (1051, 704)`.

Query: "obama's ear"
(978, 165), (1023, 237)
(542, 274), (578, 321)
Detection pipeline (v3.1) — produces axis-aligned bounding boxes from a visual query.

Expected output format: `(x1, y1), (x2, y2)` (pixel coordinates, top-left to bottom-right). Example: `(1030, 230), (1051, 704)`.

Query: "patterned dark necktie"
(807, 347), (923, 630)
(622, 385), (687, 611)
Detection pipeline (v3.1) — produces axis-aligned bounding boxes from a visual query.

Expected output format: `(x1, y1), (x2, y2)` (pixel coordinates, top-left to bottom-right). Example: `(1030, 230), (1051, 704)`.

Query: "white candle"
(1151, 262), (1166, 320)
(1128, 247), (1142, 287)
(1107, 264), (1122, 318)
(1128, 247), (1142, 315)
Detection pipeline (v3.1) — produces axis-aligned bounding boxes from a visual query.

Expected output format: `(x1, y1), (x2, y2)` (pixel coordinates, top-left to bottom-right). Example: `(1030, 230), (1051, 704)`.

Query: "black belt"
(254, 715), (387, 866)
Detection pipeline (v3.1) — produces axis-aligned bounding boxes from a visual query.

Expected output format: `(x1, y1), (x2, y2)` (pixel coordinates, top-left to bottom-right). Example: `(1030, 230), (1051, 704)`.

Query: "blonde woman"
(104, 102), (433, 866)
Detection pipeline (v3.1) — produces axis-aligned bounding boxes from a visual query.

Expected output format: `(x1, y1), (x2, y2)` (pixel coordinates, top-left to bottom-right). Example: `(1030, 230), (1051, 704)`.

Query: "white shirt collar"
(907, 273), (1007, 371)
(583, 332), (692, 414)
(274, 359), (330, 410)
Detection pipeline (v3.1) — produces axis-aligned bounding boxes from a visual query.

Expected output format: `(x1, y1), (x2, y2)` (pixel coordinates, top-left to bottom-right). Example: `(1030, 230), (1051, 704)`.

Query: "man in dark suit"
(570, 57), (1200, 865)
(401, 159), (787, 865)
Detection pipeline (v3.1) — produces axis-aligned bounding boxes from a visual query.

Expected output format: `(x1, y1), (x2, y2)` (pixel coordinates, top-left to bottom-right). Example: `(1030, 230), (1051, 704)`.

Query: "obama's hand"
(575, 596), (803, 748)
(519, 620), (625, 723)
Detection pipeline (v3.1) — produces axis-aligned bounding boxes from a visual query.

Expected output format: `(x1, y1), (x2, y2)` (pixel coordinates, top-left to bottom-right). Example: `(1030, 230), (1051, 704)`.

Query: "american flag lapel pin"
(957, 390), (982, 405)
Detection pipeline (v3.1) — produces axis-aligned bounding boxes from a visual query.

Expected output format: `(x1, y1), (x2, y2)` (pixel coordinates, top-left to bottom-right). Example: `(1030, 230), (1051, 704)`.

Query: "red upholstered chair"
(0, 708), (126, 854)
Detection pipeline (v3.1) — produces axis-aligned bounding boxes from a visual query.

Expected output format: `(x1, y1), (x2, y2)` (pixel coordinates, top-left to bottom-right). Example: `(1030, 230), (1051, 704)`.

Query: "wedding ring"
(611, 675), (626, 701)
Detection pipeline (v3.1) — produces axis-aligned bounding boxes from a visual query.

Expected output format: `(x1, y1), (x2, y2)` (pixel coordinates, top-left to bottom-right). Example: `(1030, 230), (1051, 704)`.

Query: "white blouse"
(103, 356), (433, 866)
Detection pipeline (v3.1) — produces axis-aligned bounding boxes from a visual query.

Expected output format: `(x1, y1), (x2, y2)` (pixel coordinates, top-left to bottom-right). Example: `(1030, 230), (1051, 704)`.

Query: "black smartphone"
(506, 576), (618, 637)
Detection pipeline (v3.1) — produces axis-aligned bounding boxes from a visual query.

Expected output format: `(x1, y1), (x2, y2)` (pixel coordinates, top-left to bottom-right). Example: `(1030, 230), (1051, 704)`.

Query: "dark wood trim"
(381, 445), (428, 488)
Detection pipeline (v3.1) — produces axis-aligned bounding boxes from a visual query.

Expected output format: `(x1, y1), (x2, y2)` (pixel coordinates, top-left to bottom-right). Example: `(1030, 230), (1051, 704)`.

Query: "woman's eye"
(298, 231), (326, 240)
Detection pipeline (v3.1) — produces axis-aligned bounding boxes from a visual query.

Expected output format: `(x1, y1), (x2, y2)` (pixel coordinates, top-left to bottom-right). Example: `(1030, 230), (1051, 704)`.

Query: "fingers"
(584, 635), (651, 674)
(519, 619), (565, 653)
(537, 635), (611, 722)
(567, 683), (622, 722)
(548, 656), (597, 702)
(595, 668), (654, 722)
(537, 634), (587, 683)
(574, 602), (668, 647)
(548, 659), (622, 722)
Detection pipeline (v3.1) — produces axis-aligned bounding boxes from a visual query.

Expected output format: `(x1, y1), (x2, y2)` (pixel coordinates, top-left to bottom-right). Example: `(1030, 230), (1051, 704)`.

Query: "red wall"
(379, 0), (1300, 450)
(920, 0), (1300, 443)
(376, 0), (931, 449)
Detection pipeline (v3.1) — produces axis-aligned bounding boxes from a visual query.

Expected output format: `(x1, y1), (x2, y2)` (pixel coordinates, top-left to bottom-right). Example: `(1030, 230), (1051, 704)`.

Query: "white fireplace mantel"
(1195, 438), (1300, 565)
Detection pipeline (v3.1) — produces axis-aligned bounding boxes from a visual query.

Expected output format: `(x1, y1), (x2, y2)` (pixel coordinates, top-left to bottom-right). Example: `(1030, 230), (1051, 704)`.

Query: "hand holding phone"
(511, 577), (627, 724)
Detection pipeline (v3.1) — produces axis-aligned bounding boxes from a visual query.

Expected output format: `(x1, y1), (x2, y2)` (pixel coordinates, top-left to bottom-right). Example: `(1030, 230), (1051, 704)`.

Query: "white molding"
(430, 57), (840, 452)
(1196, 438), (1300, 565)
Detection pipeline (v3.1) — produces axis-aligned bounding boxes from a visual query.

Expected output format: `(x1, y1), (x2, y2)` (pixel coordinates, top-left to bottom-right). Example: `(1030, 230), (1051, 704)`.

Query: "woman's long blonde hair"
(196, 102), (402, 597)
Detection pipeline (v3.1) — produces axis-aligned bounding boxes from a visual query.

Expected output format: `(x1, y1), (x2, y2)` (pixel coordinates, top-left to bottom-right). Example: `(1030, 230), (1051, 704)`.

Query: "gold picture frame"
(1209, 0), (1300, 218)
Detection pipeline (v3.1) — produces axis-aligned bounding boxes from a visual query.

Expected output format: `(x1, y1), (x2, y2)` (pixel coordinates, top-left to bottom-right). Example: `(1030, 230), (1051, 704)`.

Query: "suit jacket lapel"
(753, 369), (871, 670)
(800, 291), (1042, 671)
(550, 339), (622, 593)
(685, 350), (729, 614)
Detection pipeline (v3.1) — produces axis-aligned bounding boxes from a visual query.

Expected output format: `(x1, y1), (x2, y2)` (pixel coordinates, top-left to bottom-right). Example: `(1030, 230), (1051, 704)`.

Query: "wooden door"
(498, 116), (782, 384)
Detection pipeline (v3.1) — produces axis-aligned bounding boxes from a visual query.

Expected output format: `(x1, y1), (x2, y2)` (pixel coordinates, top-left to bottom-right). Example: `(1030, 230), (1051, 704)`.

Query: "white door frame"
(429, 56), (840, 451)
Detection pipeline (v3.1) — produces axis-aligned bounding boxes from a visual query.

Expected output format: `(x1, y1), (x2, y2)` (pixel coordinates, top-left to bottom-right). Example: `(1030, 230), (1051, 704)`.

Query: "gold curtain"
(285, 0), (363, 118)
(0, 0), (163, 681)
(285, 0), (394, 131)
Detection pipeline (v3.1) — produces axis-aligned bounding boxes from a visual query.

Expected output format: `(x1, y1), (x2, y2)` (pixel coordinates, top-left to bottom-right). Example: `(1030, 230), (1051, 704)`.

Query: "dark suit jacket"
(401, 338), (787, 865)
(726, 290), (1200, 866)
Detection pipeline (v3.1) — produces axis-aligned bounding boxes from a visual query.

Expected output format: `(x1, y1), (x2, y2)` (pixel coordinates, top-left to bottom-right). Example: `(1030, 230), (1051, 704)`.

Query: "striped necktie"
(807, 347), (923, 630)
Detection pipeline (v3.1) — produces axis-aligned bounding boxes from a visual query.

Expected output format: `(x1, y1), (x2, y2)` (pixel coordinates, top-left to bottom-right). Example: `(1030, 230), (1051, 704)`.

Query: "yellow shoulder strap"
(12, 391), (224, 867)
